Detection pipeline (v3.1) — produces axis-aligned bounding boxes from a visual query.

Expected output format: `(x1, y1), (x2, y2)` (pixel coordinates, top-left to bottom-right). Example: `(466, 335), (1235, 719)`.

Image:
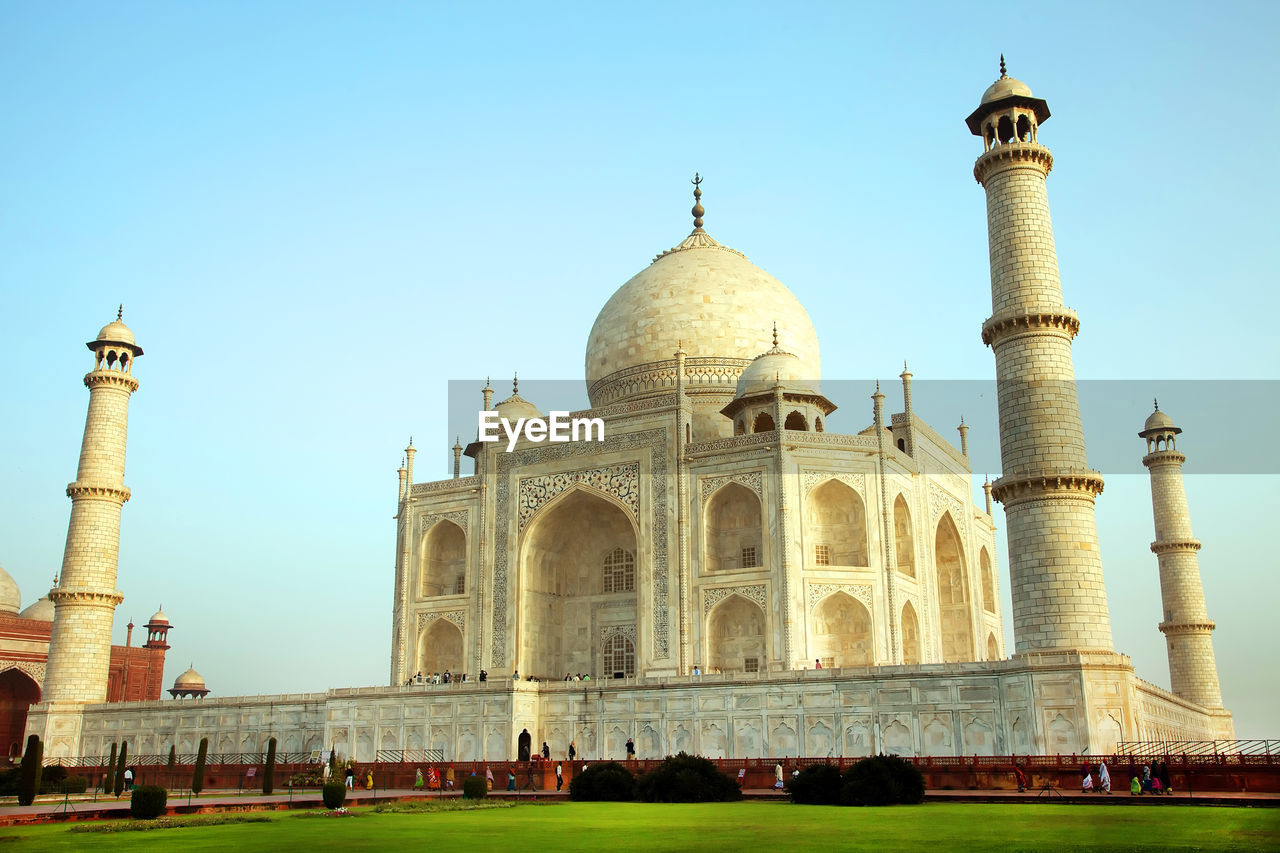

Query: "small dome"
(981, 74), (1033, 105)
(1144, 409), (1174, 432)
(148, 608), (170, 625)
(96, 319), (136, 347)
(494, 392), (541, 424)
(734, 347), (818, 399)
(0, 565), (20, 615)
(174, 667), (206, 689)
(19, 594), (54, 622)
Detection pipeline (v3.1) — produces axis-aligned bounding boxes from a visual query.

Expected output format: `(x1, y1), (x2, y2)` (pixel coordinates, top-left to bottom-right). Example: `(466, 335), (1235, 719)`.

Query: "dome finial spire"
(772, 321), (778, 349)
(1153, 397), (1160, 412)
(513, 373), (519, 395)
(691, 173), (705, 230)
(999, 53), (1007, 78)
(117, 304), (123, 321)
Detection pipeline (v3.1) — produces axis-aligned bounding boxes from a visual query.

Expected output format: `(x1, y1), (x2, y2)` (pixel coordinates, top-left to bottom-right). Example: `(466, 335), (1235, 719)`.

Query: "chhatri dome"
(585, 176), (820, 407)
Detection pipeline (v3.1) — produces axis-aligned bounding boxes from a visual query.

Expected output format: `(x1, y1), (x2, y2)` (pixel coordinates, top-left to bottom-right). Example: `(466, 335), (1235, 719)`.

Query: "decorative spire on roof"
(772, 321), (778, 349)
(691, 173), (705, 229)
(999, 54), (1007, 78)
(117, 304), (124, 321)
(1153, 398), (1160, 412)
(513, 373), (519, 395)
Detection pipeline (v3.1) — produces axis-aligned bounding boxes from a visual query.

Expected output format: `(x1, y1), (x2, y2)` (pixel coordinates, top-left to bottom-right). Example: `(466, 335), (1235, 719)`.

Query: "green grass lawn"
(3, 801), (1278, 851)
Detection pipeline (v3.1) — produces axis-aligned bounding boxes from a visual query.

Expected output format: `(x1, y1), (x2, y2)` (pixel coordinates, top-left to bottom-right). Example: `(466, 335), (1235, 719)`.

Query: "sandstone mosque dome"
(585, 176), (820, 407)
(0, 564), (20, 615)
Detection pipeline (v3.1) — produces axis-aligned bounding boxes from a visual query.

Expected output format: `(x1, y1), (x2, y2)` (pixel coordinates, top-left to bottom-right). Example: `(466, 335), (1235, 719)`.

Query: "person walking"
(445, 765), (455, 790)
(414, 768), (423, 790)
(1098, 760), (1112, 794)
(1081, 763), (1093, 793)
(542, 742), (551, 761)
(555, 762), (564, 791)
(345, 764), (355, 790)
(123, 766), (135, 792)
(568, 741), (577, 762)
(1158, 760), (1173, 795)
(1013, 762), (1027, 793)
(775, 762), (784, 790)
(626, 737), (636, 759)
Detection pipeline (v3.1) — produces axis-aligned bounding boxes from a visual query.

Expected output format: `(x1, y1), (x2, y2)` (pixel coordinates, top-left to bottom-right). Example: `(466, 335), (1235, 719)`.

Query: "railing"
(375, 749), (444, 763)
(1116, 739), (1279, 760)
(46, 752), (317, 768)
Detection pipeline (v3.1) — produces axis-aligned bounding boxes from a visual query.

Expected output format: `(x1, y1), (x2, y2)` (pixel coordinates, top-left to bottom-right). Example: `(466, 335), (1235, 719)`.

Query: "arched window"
(805, 480), (868, 566)
(980, 548), (995, 613)
(753, 411), (775, 433)
(893, 496), (915, 578)
(784, 411), (807, 431)
(997, 115), (1015, 144)
(603, 547), (635, 593)
(1016, 114), (1032, 142)
(814, 416), (823, 433)
(603, 634), (635, 677)
(935, 514), (974, 661)
(705, 483), (764, 573)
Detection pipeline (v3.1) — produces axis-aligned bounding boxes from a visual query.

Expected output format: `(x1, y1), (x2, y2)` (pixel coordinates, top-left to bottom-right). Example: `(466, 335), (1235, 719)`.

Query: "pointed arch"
(520, 487), (638, 677)
(422, 519), (466, 597)
(707, 593), (766, 674)
(814, 416), (823, 433)
(901, 601), (921, 665)
(893, 495), (915, 578)
(784, 410), (808, 431)
(811, 591), (872, 667)
(805, 479), (868, 566)
(417, 618), (463, 676)
(980, 547), (995, 613)
(603, 634), (635, 677)
(986, 632), (999, 661)
(935, 512), (974, 661)
(704, 483), (763, 573)
(752, 411), (775, 433)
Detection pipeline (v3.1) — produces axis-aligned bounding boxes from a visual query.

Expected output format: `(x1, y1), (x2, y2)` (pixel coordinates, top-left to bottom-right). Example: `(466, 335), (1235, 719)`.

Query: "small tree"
(328, 745), (338, 777)
(192, 737), (208, 795)
(569, 761), (634, 801)
(17, 735), (43, 806)
(167, 744), (176, 770)
(322, 780), (347, 809)
(841, 754), (925, 806)
(114, 741), (129, 797)
(130, 785), (167, 819)
(262, 737), (277, 795)
(635, 752), (741, 803)
(462, 774), (488, 799)
(104, 742), (118, 794)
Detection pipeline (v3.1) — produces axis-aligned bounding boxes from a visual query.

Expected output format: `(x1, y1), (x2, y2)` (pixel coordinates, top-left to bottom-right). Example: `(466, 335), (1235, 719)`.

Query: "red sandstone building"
(0, 567), (172, 761)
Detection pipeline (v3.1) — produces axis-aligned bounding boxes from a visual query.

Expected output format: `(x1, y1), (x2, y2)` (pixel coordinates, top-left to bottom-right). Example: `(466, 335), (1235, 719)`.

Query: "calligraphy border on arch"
(801, 470), (866, 497)
(702, 583), (767, 614)
(806, 582), (873, 611)
(416, 609), (466, 634)
(419, 509), (470, 535)
(491, 428), (668, 667)
(699, 470), (763, 503)
(518, 463), (640, 531)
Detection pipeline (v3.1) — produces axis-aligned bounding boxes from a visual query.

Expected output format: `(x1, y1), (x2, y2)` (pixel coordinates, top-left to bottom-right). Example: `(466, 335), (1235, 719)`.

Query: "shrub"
(192, 737), (208, 795)
(104, 742), (118, 794)
(63, 775), (89, 794)
(569, 761), (634, 801)
(635, 752), (741, 803)
(114, 741), (128, 797)
(787, 763), (843, 805)
(263, 737), (277, 795)
(39, 763), (68, 795)
(130, 785), (167, 819)
(462, 774), (487, 799)
(167, 744), (177, 771)
(841, 755), (925, 806)
(322, 780), (347, 809)
(18, 735), (43, 806)
(0, 768), (18, 797)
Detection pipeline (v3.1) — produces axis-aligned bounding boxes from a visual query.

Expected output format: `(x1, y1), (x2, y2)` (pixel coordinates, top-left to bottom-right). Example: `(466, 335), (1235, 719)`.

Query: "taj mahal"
(22, 63), (1234, 764)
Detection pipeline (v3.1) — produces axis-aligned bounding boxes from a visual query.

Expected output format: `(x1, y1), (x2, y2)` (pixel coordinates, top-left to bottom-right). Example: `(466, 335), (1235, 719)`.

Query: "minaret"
(967, 59), (1112, 653)
(43, 308), (142, 703)
(452, 437), (463, 479)
(1139, 403), (1223, 708)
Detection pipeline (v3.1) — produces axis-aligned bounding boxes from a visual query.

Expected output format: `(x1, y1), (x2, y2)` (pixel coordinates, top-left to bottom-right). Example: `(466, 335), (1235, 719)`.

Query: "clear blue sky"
(1, 2), (1276, 739)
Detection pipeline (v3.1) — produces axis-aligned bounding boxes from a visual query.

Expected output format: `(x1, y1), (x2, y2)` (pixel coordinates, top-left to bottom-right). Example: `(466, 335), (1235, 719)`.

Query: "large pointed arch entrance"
(0, 668), (40, 761)
(519, 487), (638, 678)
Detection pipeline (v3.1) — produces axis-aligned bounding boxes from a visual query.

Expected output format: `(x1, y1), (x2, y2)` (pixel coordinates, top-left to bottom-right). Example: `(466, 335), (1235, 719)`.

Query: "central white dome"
(585, 228), (820, 407)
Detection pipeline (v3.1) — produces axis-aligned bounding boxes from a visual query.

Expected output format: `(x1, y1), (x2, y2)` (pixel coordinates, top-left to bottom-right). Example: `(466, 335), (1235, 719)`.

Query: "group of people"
(1080, 759), (1174, 795)
(562, 673), (593, 681)
(343, 765), (375, 789)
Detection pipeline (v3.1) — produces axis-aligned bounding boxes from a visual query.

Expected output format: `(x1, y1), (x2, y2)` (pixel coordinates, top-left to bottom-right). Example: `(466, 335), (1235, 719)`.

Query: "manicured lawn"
(4, 801), (1278, 851)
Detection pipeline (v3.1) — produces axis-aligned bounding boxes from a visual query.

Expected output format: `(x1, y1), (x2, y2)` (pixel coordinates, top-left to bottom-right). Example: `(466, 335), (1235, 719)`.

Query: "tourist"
(1129, 774), (1140, 796)
(443, 669), (451, 684)
(692, 664), (701, 676)
(486, 766), (494, 790)
(1098, 760), (1111, 794)
(414, 768), (423, 790)
(815, 659), (822, 669)
(507, 768), (516, 791)
(345, 764), (355, 789)
(1081, 763), (1093, 793)
(555, 762), (564, 791)
(1013, 762), (1027, 793)
(582, 673), (590, 681)
(415, 671), (423, 684)
(428, 767), (439, 789)
(1158, 760), (1173, 795)
(1151, 774), (1163, 795)
(774, 762), (784, 790)
(542, 741), (551, 760)
(564, 672), (571, 681)
(626, 737), (635, 759)
(123, 766), (134, 791)
(569, 741), (577, 761)
(512, 669), (519, 680)
(446, 765), (455, 789)
(574, 673), (581, 681)
(1141, 763), (1152, 794)
(365, 770), (373, 790)
(479, 669), (487, 682)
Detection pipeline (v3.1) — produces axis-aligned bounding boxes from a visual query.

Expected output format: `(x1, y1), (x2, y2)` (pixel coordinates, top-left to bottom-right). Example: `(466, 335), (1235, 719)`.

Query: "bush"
(130, 785), (167, 819)
(635, 753), (741, 803)
(63, 775), (89, 794)
(569, 761), (634, 801)
(0, 769), (18, 797)
(841, 755), (925, 806)
(263, 737), (277, 795)
(18, 735), (43, 806)
(192, 738), (208, 795)
(322, 780), (347, 809)
(787, 763), (843, 805)
(39, 764), (68, 795)
(104, 742), (117, 795)
(114, 742), (128, 797)
(462, 774), (487, 799)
